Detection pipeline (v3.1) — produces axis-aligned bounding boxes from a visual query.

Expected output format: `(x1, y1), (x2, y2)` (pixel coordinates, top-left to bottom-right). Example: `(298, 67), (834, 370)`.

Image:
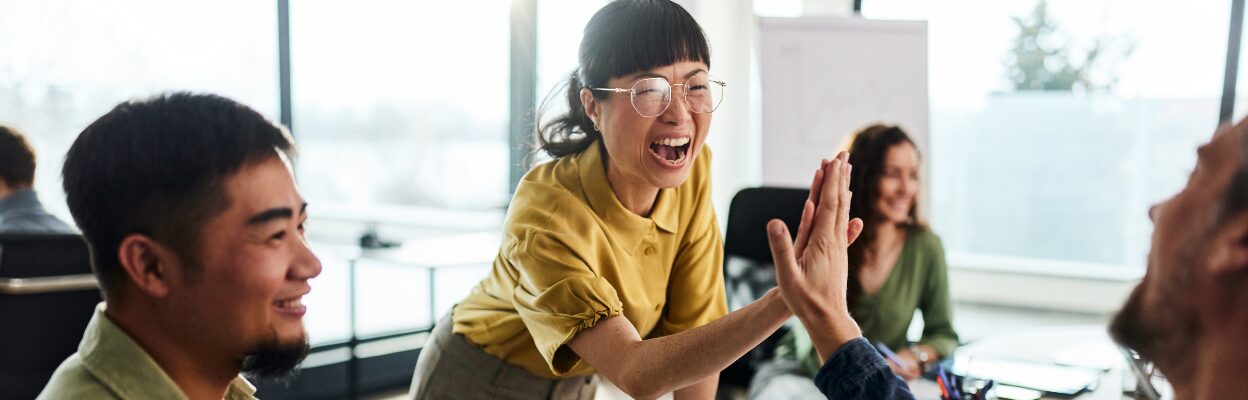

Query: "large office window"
(291, 1), (512, 212)
(533, 0), (607, 158)
(0, 0), (278, 220)
(286, 1), (512, 343)
(863, 0), (1231, 273)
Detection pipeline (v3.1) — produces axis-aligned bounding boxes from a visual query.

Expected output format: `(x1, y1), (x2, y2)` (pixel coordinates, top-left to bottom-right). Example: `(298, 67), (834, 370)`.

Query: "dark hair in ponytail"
(536, 0), (710, 159)
(537, 71), (599, 159)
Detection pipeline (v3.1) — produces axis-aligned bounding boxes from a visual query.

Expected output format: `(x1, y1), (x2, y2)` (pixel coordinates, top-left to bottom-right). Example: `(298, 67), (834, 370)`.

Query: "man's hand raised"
(767, 152), (865, 363)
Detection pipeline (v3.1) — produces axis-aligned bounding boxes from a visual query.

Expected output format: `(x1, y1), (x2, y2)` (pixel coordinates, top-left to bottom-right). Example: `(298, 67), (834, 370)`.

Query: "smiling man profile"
(39, 92), (322, 400)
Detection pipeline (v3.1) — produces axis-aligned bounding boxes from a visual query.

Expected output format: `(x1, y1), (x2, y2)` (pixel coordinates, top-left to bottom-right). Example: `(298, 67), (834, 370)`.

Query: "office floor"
(361, 302), (1112, 400)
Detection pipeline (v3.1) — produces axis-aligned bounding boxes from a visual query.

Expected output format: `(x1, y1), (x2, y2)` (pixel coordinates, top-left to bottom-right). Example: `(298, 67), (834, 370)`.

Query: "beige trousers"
(408, 313), (599, 399)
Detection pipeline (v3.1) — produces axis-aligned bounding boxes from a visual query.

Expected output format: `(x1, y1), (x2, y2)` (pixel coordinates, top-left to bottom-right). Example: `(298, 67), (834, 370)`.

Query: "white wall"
(678, 0), (760, 224)
(676, 0), (855, 224)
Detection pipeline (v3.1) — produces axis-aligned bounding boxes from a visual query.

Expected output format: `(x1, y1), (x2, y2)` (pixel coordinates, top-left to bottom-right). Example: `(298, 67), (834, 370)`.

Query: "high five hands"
(766, 152), (867, 364)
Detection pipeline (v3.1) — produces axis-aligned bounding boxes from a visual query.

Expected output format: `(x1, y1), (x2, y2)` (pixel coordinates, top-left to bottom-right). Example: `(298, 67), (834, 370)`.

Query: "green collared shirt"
(38, 303), (257, 400)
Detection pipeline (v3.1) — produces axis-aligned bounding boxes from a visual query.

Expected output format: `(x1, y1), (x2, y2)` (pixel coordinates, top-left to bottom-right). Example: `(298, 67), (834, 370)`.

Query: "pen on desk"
(937, 368), (952, 399)
(975, 380), (995, 400)
(937, 367), (962, 400)
(875, 342), (907, 367)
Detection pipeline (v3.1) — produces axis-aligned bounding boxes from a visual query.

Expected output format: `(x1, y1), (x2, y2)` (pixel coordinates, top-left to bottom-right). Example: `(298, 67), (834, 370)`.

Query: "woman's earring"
(594, 123), (600, 131)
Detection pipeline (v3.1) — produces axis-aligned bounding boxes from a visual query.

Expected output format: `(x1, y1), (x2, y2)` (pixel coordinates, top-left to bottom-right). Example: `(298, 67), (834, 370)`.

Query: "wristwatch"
(910, 345), (931, 369)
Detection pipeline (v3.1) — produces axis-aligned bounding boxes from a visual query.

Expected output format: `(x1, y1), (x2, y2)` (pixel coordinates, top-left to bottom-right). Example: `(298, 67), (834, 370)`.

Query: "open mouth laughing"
(649, 136), (691, 165)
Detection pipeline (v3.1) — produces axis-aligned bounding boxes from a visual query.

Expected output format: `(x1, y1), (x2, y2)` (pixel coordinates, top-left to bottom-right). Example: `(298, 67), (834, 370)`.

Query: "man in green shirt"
(39, 93), (322, 399)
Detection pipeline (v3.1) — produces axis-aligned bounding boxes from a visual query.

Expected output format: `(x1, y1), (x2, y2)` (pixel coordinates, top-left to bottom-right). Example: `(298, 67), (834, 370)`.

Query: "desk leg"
(348, 259), (358, 400)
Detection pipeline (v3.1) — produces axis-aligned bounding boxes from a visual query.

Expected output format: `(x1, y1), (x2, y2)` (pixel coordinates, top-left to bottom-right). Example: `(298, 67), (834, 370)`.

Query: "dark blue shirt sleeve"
(813, 337), (916, 400)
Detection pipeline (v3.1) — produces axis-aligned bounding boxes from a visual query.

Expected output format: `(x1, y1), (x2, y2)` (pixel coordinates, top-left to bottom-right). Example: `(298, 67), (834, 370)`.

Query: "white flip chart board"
(759, 17), (929, 188)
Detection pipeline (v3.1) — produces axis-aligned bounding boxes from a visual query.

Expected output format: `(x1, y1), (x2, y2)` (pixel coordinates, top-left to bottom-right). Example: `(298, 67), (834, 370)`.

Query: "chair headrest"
(724, 187), (809, 264)
(0, 234), (93, 279)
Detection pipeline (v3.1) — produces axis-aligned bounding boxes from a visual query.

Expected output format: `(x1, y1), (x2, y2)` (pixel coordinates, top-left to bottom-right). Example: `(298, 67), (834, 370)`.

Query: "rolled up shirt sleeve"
(509, 231), (625, 375)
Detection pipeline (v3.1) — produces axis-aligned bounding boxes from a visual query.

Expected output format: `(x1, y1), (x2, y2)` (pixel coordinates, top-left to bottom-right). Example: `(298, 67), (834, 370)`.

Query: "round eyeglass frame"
(591, 74), (727, 117)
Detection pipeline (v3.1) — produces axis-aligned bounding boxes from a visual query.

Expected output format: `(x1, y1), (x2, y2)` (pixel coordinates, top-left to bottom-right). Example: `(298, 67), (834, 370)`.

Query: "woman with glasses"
(407, 1), (853, 399)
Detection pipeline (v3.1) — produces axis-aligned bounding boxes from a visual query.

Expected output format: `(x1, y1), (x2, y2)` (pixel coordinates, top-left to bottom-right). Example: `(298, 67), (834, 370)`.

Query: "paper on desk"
(951, 354), (1101, 396)
(994, 385), (1043, 400)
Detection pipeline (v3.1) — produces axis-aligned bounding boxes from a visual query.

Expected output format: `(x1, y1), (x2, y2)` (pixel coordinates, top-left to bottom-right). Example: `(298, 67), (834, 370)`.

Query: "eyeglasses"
(592, 73), (726, 117)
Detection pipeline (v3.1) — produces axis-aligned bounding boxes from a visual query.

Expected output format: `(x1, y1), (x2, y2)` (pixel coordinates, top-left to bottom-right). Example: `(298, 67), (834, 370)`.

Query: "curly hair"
(844, 124), (926, 308)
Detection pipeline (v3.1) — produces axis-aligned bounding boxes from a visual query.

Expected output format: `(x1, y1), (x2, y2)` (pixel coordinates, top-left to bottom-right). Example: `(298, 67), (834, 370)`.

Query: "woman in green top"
(770, 125), (959, 385)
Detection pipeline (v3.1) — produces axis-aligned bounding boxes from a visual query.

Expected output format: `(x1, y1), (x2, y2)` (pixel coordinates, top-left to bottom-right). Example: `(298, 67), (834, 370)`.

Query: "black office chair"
(719, 187), (809, 391)
(0, 234), (100, 399)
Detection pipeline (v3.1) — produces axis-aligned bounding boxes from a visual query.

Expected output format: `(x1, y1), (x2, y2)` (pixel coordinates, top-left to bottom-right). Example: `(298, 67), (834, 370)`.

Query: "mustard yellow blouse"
(452, 141), (728, 378)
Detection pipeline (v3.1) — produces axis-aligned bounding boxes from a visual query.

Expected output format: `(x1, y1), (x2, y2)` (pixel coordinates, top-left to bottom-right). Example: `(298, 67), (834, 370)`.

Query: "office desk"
(945, 324), (1170, 400)
(350, 231), (501, 327)
(342, 231), (501, 398)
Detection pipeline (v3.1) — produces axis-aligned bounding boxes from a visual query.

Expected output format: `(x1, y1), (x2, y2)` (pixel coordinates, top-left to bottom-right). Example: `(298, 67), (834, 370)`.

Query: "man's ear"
(1209, 212), (1248, 276)
(580, 87), (600, 128)
(117, 234), (181, 299)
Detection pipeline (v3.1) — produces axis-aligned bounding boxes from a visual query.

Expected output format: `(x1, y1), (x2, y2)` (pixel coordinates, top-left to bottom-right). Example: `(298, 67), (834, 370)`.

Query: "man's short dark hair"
(62, 92), (295, 300)
(0, 124), (37, 188)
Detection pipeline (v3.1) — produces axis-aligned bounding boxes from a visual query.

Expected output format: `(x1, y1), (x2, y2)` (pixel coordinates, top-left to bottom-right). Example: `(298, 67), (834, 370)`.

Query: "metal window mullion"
(509, 0), (538, 195)
(278, 0), (293, 133)
(1220, 0), (1245, 124)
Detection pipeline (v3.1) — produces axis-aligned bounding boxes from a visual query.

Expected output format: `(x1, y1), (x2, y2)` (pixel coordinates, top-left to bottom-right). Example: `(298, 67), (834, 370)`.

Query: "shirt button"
(643, 246), (656, 256)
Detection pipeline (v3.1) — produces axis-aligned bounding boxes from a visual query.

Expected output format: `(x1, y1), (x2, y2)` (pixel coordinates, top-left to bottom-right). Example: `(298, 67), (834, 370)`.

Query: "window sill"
(948, 252), (1144, 283)
(946, 252), (1142, 315)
